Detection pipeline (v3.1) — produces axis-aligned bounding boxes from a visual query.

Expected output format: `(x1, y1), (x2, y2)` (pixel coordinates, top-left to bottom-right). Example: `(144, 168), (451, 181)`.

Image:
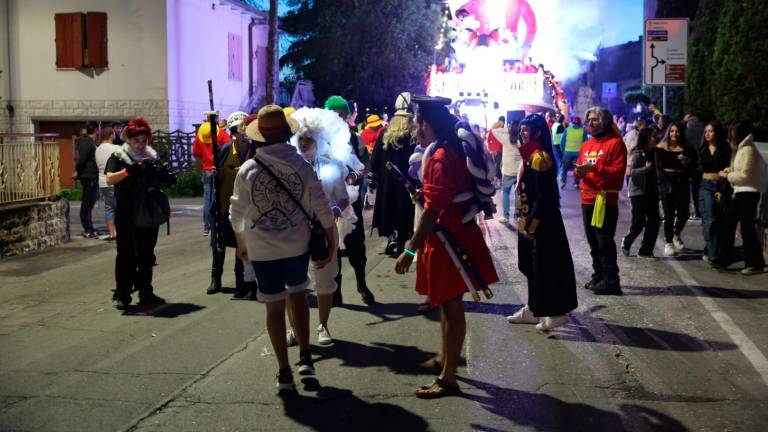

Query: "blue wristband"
(405, 248), (416, 257)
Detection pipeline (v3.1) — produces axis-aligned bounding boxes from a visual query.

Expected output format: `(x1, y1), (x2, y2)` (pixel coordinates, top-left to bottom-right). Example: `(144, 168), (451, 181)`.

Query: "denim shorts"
(250, 252), (310, 302)
(100, 187), (116, 220)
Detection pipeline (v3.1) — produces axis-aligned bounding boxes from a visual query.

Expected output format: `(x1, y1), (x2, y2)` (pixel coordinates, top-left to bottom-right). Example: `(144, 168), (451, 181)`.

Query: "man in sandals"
(395, 96), (499, 398)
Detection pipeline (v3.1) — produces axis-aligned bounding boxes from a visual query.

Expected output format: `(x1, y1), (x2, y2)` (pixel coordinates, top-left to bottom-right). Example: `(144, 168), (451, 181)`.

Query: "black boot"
(112, 290), (132, 310)
(138, 291), (166, 306)
(355, 270), (375, 305)
(332, 286), (343, 307)
(207, 277), (222, 295)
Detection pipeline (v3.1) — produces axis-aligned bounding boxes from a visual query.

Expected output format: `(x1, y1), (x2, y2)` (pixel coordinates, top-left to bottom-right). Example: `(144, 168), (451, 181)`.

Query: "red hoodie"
(575, 134), (627, 206)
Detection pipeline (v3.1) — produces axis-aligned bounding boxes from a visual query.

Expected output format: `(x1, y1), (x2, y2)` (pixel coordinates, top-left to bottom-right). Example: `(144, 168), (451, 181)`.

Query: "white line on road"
(666, 259), (768, 387)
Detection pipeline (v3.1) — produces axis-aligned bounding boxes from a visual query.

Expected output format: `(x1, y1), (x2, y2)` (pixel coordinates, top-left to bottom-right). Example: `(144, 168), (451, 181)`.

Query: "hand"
(395, 251), (415, 274)
(236, 245), (249, 263)
(71, 172), (78, 180)
(645, 161), (653, 169)
(714, 192), (722, 202)
(718, 170), (728, 178)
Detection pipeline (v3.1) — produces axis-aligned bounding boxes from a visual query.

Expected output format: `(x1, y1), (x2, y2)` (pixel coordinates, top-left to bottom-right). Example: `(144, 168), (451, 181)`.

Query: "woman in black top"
(105, 117), (175, 309)
(697, 122), (731, 262)
(655, 121), (698, 256)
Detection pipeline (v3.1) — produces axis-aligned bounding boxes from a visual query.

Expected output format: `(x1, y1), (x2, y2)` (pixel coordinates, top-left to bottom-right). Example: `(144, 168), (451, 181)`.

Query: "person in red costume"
(574, 107), (627, 296)
(395, 96), (499, 399)
(458, 0), (537, 60)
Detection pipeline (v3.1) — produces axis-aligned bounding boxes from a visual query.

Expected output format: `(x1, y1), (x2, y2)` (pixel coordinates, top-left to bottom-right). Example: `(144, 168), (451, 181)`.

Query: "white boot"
(506, 305), (539, 324)
(672, 235), (685, 252)
(664, 243), (676, 257)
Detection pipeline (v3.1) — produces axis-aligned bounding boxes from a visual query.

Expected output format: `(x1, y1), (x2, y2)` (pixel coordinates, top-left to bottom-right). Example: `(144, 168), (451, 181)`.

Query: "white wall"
(0, 0), (8, 103)
(166, 0), (267, 131)
(6, 0), (167, 101)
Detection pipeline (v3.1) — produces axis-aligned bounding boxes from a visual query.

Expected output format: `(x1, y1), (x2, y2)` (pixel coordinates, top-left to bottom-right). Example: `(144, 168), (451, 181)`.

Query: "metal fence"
(0, 134), (61, 205)
(152, 130), (195, 172)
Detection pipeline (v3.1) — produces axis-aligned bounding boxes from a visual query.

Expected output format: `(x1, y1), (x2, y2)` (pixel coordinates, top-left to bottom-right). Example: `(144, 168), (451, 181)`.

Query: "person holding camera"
(230, 105), (337, 392)
(105, 117), (176, 309)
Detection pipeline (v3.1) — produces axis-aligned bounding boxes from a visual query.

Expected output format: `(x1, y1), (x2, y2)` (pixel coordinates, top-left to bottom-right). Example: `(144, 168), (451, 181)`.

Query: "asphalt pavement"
(1, 185), (767, 431)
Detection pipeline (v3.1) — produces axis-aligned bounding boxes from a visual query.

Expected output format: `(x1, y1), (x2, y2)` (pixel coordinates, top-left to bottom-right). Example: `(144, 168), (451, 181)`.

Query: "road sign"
(601, 82), (617, 100)
(643, 19), (688, 86)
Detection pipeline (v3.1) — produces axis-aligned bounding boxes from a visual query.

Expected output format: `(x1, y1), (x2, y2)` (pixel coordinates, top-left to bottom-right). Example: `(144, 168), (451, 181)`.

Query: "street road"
(1, 187), (767, 431)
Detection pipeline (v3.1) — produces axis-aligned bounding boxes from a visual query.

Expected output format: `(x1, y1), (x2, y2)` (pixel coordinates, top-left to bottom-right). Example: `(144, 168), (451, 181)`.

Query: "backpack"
(132, 169), (171, 228)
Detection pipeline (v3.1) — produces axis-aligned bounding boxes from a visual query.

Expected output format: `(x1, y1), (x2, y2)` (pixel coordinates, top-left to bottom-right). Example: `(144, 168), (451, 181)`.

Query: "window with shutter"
(86, 12), (108, 68)
(54, 13), (85, 69)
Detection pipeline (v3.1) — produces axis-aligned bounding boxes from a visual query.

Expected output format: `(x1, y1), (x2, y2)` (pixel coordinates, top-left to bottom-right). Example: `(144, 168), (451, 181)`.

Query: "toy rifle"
(206, 80), (224, 253)
(384, 162), (493, 302)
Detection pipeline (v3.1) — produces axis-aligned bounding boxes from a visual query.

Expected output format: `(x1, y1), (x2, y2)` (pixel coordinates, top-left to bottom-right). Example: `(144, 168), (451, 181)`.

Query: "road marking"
(666, 259), (768, 387)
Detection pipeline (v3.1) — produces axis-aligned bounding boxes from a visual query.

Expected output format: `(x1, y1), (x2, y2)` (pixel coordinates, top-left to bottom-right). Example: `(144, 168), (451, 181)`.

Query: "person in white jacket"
(714, 122), (768, 275)
(230, 105), (338, 392)
(494, 120), (523, 224)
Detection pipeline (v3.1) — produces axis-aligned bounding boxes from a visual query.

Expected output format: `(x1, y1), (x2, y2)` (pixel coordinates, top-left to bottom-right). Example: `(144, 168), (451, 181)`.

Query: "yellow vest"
(564, 126), (585, 154)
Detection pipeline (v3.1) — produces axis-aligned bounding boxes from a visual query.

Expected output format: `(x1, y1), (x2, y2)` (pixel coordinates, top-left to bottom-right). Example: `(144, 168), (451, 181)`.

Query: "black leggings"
(660, 176), (690, 243)
(717, 192), (766, 269)
(623, 193), (661, 255)
(114, 218), (159, 296)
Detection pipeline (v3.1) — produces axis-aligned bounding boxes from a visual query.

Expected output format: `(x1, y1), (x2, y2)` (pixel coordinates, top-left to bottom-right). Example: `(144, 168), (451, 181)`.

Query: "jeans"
(691, 171), (703, 217)
(202, 171), (214, 231)
(623, 194), (660, 255)
(558, 155), (580, 187)
(660, 176), (690, 243)
(582, 204), (620, 286)
(100, 187), (116, 221)
(698, 179), (725, 259)
(500, 174), (518, 218)
(717, 192), (766, 269)
(80, 178), (98, 233)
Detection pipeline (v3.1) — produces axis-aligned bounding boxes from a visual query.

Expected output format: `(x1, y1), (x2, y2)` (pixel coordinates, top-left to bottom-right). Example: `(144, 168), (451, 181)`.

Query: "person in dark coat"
(74, 121), (101, 238)
(506, 114), (577, 331)
(370, 92), (417, 257)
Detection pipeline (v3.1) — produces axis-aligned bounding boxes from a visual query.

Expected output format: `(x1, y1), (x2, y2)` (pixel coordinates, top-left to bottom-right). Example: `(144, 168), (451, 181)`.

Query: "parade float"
(428, 0), (570, 127)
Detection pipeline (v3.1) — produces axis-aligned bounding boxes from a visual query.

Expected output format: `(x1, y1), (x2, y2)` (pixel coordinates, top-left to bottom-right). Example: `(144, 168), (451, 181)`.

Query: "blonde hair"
(382, 115), (414, 150)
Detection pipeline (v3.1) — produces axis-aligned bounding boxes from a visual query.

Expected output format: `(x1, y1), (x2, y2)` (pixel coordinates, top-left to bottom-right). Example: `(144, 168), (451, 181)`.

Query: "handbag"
(253, 156), (329, 262)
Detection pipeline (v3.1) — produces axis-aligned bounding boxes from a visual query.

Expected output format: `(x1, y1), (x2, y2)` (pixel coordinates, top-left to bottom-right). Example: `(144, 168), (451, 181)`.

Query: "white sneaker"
(498, 217), (508, 225)
(664, 243), (677, 257)
(536, 315), (569, 331)
(317, 324), (332, 345)
(506, 305), (539, 324)
(672, 235), (685, 252)
(286, 328), (297, 347)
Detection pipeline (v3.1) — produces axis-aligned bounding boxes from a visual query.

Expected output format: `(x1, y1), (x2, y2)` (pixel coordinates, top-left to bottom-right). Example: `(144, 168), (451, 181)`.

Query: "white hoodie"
(726, 134), (768, 195)
(229, 142), (334, 261)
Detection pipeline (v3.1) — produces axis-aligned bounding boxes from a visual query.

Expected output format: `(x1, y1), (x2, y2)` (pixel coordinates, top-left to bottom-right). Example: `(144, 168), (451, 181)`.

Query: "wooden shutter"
(54, 13), (85, 68)
(86, 12), (108, 68)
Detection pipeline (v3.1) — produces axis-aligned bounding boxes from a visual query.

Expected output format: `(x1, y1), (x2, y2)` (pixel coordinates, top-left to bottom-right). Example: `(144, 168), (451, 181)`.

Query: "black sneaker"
(232, 286), (250, 299)
(206, 278), (222, 295)
(591, 281), (623, 296)
(296, 351), (315, 376)
(113, 293), (132, 309)
(138, 292), (166, 306)
(584, 276), (602, 291)
(276, 368), (295, 391)
(358, 284), (376, 305)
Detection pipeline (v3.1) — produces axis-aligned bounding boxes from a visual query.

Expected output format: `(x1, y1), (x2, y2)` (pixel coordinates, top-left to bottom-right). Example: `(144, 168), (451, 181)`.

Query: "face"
(586, 113), (603, 135)
(669, 125), (680, 143)
(519, 125), (540, 145)
(128, 134), (149, 153)
(415, 117), (435, 146)
(704, 125), (715, 143)
(298, 135), (316, 154)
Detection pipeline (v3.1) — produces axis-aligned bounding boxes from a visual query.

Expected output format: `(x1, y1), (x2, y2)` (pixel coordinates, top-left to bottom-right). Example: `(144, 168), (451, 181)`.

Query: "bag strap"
(253, 155), (315, 224)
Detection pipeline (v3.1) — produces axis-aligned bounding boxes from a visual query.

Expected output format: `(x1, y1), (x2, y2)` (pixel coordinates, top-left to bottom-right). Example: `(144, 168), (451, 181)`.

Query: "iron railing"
(0, 134), (61, 205)
(152, 130), (195, 172)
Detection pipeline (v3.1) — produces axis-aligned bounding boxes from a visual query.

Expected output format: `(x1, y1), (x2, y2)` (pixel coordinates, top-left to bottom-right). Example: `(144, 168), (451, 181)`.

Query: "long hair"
(520, 114), (554, 158)
(382, 115), (414, 150)
(636, 127), (655, 152)
(416, 103), (460, 149)
(660, 121), (688, 148)
(699, 121), (729, 157)
(729, 120), (753, 146)
(584, 106), (616, 137)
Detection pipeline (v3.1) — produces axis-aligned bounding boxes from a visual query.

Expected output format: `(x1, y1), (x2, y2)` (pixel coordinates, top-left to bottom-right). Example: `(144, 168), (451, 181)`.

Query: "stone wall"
(0, 198), (70, 258)
(0, 99), (170, 135)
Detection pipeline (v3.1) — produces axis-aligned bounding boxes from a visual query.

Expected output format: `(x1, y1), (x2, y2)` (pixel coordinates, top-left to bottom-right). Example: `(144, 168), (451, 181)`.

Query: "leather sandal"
(415, 378), (462, 399)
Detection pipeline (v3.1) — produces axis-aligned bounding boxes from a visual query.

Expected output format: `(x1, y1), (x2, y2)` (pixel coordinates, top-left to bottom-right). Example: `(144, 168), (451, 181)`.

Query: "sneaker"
(357, 284), (375, 305)
(621, 246), (630, 257)
(591, 281), (623, 296)
(203, 229), (210, 236)
(317, 324), (332, 345)
(536, 315), (568, 331)
(672, 235), (685, 252)
(506, 305), (539, 324)
(584, 276), (602, 291)
(638, 253), (656, 259)
(664, 243), (677, 257)
(138, 292), (166, 306)
(498, 217), (508, 225)
(113, 293), (132, 309)
(286, 328), (298, 347)
(702, 255), (713, 263)
(296, 351), (315, 375)
(82, 231), (99, 239)
(275, 368), (295, 391)
(741, 267), (768, 275)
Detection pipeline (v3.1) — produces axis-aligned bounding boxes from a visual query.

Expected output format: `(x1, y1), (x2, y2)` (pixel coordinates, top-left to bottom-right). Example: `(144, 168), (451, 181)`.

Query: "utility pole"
(265, 0), (278, 104)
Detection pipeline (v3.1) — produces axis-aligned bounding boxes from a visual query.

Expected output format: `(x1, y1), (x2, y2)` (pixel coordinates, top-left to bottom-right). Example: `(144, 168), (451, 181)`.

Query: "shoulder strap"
(253, 155), (314, 224)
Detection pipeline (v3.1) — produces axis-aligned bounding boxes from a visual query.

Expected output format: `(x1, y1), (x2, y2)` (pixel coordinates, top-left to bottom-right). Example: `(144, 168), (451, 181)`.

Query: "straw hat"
(245, 105), (299, 143)
(365, 115), (383, 129)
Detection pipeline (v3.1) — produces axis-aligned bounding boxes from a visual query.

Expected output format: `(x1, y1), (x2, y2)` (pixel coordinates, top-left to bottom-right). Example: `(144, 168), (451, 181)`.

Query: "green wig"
(324, 95), (350, 117)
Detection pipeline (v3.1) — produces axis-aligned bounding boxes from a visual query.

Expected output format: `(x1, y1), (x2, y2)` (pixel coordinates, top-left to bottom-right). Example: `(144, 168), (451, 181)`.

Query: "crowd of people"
(85, 90), (767, 400)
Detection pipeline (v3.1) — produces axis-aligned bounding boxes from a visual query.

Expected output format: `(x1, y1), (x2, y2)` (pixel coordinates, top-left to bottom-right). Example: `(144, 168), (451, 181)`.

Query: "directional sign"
(644, 19), (688, 86)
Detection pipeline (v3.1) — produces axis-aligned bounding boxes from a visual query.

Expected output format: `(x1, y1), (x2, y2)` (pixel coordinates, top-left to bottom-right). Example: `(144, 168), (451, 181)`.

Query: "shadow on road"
(121, 302), (205, 318)
(342, 302), (440, 324)
(279, 384), (429, 431)
(459, 376), (689, 432)
(313, 339), (466, 375)
(622, 285), (768, 299)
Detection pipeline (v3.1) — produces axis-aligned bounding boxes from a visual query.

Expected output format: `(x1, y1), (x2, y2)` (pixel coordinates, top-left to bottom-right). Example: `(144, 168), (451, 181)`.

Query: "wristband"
(331, 205), (342, 214)
(404, 248), (416, 257)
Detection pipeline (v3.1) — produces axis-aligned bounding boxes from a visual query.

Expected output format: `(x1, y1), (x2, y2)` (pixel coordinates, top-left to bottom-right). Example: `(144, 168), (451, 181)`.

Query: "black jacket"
(75, 136), (99, 180)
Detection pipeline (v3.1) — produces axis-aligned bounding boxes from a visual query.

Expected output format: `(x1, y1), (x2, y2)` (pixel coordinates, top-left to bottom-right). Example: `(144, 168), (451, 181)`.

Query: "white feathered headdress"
(289, 107), (363, 172)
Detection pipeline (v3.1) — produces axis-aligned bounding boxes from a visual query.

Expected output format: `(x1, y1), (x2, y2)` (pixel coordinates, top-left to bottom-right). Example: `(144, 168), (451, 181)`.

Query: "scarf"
(123, 143), (157, 162)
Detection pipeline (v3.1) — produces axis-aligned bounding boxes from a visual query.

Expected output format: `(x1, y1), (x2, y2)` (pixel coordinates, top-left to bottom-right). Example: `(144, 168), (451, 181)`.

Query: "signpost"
(643, 19), (689, 113)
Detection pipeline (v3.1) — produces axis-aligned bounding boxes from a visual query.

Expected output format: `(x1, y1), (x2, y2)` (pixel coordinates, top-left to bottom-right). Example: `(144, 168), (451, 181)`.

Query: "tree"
(265, 0), (278, 104)
(280, 0), (441, 110)
(684, 0), (722, 120)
